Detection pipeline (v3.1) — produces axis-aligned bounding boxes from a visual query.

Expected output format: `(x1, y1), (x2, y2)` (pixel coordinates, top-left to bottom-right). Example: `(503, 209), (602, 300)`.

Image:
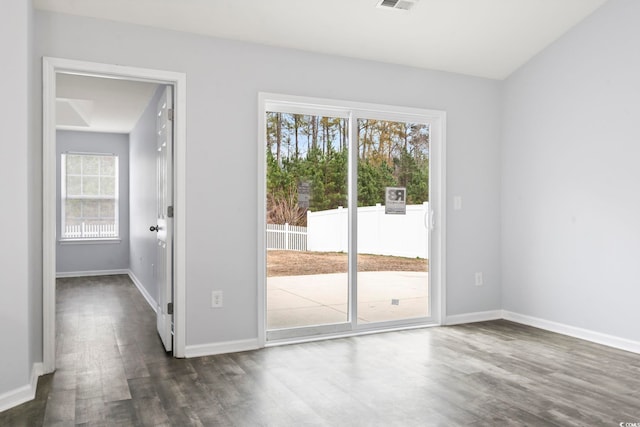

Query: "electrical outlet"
(211, 290), (223, 308)
(475, 272), (484, 286)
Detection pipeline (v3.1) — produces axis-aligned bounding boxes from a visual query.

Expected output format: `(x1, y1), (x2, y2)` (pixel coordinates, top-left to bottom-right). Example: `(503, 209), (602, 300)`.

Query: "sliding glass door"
(265, 111), (351, 336)
(261, 95), (444, 342)
(356, 118), (430, 325)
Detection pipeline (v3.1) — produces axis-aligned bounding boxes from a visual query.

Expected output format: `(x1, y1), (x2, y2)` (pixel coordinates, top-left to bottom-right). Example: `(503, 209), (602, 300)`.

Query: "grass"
(267, 250), (428, 277)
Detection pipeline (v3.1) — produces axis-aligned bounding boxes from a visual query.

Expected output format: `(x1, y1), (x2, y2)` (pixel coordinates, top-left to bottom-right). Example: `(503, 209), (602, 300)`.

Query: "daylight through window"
(61, 153), (119, 239)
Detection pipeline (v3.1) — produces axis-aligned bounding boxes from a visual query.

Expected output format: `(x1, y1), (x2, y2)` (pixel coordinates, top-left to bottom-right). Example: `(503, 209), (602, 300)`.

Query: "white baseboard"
(445, 310), (503, 326)
(503, 311), (640, 355)
(56, 269), (129, 278)
(185, 339), (260, 358)
(0, 362), (43, 413)
(127, 270), (157, 313)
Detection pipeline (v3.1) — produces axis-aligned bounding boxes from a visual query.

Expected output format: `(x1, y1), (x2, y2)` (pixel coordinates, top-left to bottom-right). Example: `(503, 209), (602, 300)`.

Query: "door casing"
(42, 57), (187, 372)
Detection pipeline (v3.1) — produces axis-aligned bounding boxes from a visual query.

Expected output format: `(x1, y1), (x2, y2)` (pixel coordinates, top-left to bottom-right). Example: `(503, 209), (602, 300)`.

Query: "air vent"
(376, 0), (418, 11)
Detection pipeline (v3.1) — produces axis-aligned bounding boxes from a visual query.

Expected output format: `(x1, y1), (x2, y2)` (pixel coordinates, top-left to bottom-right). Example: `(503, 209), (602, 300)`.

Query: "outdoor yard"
(267, 250), (428, 276)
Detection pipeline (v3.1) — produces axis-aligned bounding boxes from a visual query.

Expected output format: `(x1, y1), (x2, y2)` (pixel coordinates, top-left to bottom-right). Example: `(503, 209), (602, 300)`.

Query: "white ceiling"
(56, 74), (158, 133)
(35, 0), (608, 79)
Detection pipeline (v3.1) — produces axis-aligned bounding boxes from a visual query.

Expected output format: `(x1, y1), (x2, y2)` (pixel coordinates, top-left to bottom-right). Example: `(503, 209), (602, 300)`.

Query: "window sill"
(58, 238), (122, 245)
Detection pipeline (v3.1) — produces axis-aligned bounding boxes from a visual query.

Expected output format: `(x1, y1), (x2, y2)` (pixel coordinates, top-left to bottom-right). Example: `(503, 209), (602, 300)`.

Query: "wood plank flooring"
(1, 274), (639, 426)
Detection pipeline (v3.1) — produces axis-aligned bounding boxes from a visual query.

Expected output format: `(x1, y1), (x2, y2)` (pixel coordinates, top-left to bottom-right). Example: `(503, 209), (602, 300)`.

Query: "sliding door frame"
(257, 93), (446, 346)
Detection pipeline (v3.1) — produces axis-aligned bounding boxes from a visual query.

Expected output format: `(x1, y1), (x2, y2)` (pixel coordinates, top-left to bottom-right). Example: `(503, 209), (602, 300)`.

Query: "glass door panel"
(266, 112), (350, 332)
(356, 118), (430, 324)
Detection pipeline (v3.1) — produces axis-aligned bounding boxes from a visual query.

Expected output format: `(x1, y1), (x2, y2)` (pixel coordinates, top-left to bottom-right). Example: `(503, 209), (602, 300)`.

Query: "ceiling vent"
(376, 0), (418, 11)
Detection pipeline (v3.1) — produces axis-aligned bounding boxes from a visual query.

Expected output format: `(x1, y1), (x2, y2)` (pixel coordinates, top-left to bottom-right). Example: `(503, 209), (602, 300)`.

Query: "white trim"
(256, 94), (267, 348)
(430, 106), (446, 325)
(0, 363), (43, 413)
(56, 269), (129, 278)
(43, 57), (188, 372)
(261, 92), (444, 120)
(443, 310), (640, 354)
(503, 311), (640, 355)
(184, 339), (260, 358)
(127, 270), (158, 313)
(445, 310), (503, 326)
(43, 58), (56, 374)
(348, 109), (358, 329)
(173, 68), (188, 359)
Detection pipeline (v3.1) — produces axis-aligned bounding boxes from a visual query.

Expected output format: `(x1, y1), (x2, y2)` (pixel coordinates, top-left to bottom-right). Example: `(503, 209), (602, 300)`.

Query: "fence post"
(306, 210), (311, 251)
(284, 223), (289, 250)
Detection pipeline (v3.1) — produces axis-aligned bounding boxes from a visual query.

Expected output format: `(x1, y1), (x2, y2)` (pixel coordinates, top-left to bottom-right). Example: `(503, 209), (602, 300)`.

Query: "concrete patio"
(267, 271), (429, 329)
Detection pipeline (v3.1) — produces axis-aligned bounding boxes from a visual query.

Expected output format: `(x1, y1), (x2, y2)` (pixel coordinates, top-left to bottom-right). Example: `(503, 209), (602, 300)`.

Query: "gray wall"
(56, 131), (130, 273)
(129, 86), (165, 304)
(35, 10), (503, 347)
(0, 0), (33, 400)
(502, 0), (640, 341)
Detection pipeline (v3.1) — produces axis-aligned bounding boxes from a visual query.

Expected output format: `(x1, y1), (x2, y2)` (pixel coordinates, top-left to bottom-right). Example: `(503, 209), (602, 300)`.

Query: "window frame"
(60, 152), (120, 242)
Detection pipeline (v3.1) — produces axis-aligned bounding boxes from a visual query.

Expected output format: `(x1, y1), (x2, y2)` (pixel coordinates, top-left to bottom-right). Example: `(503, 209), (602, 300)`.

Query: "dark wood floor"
(1, 274), (639, 426)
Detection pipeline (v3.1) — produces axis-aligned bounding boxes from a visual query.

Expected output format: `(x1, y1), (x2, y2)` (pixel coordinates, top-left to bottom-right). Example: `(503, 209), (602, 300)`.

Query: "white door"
(154, 86), (174, 352)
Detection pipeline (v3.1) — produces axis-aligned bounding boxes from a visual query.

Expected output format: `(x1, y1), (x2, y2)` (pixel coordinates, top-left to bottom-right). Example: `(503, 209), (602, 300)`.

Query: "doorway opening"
(258, 94), (446, 343)
(42, 57), (187, 373)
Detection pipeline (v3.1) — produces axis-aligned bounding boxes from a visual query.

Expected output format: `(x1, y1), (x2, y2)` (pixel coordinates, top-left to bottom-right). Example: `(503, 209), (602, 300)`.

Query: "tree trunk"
(275, 113), (282, 164)
(312, 116), (318, 151)
(294, 115), (300, 158)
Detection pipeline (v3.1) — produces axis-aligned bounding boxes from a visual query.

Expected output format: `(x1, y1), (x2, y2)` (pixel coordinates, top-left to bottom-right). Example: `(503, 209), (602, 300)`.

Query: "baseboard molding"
(503, 311), (640, 355)
(56, 269), (129, 278)
(184, 339), (260, 358)
(127, 270), (157, 313)
(445, 310), (503, 326)
(0, 362), (43, 413)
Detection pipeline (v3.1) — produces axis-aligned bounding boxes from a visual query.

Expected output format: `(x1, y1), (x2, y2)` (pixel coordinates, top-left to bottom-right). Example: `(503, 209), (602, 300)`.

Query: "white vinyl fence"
(267, 202), (429, 258)
(266, 223), (307, 251)
(307, 203), (429, 258)
(63, 223), (118, 239)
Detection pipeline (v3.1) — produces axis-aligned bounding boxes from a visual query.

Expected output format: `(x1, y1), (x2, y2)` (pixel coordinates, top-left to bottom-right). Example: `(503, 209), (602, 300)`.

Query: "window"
(61, 153), (119, 239)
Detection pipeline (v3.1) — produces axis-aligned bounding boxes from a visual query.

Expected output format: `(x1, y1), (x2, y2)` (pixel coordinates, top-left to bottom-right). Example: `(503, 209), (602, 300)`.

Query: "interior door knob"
(150, 225), (159, 232)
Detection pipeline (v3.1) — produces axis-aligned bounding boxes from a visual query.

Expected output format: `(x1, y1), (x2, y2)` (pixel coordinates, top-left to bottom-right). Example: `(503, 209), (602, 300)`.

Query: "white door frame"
(257, 92), (446, 346)
(42, 57), (187, 372)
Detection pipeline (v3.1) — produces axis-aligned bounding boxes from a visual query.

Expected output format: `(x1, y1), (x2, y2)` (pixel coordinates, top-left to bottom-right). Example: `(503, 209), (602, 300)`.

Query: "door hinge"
(167, 108), (174, 121)
(167, 302), (174, 315)
(167, 206), (174, 218)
